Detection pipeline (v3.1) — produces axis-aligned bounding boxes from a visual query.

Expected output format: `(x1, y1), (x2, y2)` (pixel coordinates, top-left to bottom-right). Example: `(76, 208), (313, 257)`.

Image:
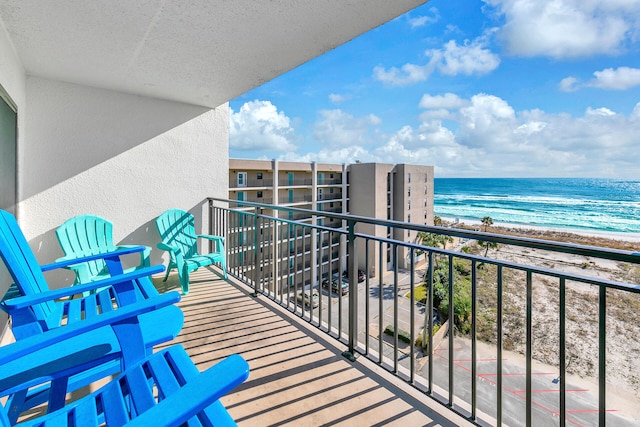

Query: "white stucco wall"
(18, 77), (229, 287)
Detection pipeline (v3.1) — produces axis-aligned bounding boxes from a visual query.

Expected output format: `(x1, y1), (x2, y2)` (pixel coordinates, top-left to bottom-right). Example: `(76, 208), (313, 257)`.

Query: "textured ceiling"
(0, 0), (427, 108)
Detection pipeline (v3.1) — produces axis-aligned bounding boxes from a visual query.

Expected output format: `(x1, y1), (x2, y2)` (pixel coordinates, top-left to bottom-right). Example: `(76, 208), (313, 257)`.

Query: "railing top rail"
(208, 197), (640, 264)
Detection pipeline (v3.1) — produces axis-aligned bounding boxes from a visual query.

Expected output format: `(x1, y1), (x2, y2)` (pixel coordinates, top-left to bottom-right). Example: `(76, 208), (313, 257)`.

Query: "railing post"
(342, 219), (358, 361)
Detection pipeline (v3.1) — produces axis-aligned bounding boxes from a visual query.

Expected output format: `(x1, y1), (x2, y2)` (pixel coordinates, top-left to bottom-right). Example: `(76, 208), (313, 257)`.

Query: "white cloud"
(229, 100), (297, 152)
(485, 0), (640, 58)
(418, 93), (468, 121)
(586, 107), (616, 117)
(373, 32), (500, 86)
(559, 76), (579, 92)
(230, 94), (640, 178)
(329, 93), (352, 104)
(588, 67), (640, 90)
(419, 93), (467, 109)
(426, 36), (500, 76)
(408, 7), (440, 28)
(457, 94), (517, 148)
(373, 63), (433, 86)
(312, 109), (381, 148)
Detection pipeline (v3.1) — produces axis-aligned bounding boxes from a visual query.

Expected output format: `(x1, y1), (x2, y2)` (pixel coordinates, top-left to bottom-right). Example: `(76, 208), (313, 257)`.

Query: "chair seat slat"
(101, 378), (130, 426)
(125, 364), (157, 417)
(65, 299), (83, 324)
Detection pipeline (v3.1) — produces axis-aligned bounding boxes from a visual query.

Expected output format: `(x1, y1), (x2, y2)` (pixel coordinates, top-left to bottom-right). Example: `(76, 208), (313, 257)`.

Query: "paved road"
(295, 269), (638, 426)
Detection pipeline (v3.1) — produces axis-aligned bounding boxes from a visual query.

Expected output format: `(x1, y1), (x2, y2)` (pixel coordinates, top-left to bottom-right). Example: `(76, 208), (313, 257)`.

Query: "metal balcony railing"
(207, 197), (640, 427)
(278, 178), (313, 186)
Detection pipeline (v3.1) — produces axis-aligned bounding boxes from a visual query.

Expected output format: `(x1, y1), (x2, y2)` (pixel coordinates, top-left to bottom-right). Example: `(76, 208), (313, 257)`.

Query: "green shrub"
(431, 259), (472, 335)
(384, 325), (411, 344)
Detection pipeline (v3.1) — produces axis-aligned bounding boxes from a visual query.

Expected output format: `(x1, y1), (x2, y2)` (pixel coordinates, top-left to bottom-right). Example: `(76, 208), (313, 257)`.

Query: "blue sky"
(229, 0), (640, 179)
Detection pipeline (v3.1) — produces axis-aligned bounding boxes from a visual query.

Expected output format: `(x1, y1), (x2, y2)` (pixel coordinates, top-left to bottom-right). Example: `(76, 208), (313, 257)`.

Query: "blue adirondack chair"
(0, 292), (250, 426)
(156, 208), (227, 295)
(55, 214), (151, 285)
(0, 210), (184, 412)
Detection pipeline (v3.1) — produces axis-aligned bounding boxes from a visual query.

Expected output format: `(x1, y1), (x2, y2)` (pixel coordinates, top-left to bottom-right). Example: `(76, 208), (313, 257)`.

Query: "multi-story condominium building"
(228, 159), (433, 291)
(349, 162), (435, 273)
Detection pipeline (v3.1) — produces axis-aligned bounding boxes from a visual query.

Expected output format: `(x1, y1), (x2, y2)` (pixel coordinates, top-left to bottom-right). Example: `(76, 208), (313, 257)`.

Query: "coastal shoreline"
(439, 216), (640, 245)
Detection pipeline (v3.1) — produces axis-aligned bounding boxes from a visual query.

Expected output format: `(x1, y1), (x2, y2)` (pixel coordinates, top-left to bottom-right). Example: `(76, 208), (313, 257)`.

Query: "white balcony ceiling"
(0, 0), (427, 108)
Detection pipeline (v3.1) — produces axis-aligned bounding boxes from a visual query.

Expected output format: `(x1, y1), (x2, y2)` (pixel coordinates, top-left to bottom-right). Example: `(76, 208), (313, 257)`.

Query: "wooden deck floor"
(154, 268), (474, 427)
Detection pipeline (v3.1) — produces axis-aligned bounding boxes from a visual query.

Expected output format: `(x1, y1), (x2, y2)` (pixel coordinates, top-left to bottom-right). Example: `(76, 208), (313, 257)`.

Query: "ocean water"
(434, 178), (640, 235)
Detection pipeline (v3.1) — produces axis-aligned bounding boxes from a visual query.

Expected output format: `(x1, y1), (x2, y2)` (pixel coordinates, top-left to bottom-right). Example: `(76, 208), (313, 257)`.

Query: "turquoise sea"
(434, 178), (640, 236)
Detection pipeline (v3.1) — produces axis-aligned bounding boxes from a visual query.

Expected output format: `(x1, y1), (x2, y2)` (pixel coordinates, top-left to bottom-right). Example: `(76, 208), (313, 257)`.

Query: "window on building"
(424, 199), (427, 207)
(257, 172), (263, 180)
(407, 173), (411, 183)
(424, 173), (428, 182)
(0, 89), (17, 215)
(237, 172), (247, 187)
(330, 187), (334, 193)
(408, 200), (411, 210)
(408, 187), (411, 197)
(257, 191), (263, 198)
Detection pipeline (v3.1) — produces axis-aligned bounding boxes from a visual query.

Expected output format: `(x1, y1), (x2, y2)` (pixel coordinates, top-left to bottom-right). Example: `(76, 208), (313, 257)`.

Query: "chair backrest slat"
(156, 209), (198, 259)
(56, 215), (118, 281)
(0, 211), (56, 320)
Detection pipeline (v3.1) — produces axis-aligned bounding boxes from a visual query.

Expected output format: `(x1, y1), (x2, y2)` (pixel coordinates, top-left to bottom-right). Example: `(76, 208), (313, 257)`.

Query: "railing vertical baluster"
(448, 253), (454, 406)
(393, 243), (399, 373)
(297, 224), (303, 317)
(344, 219), (357, 361)
(497, 265), (503, 426)
(208, 199), (214, 253)
(410, 247), (415, 383)
(471, 259), (477, 420)
(252, 207), (260, 297)
(526, 271), (532, 426)
(599, 284), (607, 426)
(559, 277), (566, 427)
(427, 251), (434, 394)
(230, 212), (236, 276)
(277, 218), (283, 304)
(317, 228), (323, 327)
(365, 239), (370, 355)
(302, 227), (308, 319)
(328, 230), (333, 335)
(379, 240), (384, 364)
(338, 233), (343, 340)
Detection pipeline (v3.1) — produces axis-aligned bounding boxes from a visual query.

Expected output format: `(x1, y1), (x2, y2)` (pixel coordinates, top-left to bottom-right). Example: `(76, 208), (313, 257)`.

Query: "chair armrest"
(116, 245), (151, 267)
(45, 246), (148, 271)
(0, 292), (180, 367)
(196, 234), (225, 243)
(129, 353), (249, 426)
(1, 265), (164, 311)
(157, 242), (181, 254)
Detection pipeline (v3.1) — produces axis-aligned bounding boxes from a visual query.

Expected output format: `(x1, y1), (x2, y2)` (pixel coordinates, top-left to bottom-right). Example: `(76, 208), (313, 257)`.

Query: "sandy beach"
(440, 216), (640, 244)
(440, 218), (640, 410)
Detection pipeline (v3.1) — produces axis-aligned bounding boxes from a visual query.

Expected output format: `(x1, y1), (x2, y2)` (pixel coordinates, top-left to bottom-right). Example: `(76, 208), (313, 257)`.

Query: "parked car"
(343, 269), (366, 283)
(321, 274), (349, 295)
(295, 288), (319, 308)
